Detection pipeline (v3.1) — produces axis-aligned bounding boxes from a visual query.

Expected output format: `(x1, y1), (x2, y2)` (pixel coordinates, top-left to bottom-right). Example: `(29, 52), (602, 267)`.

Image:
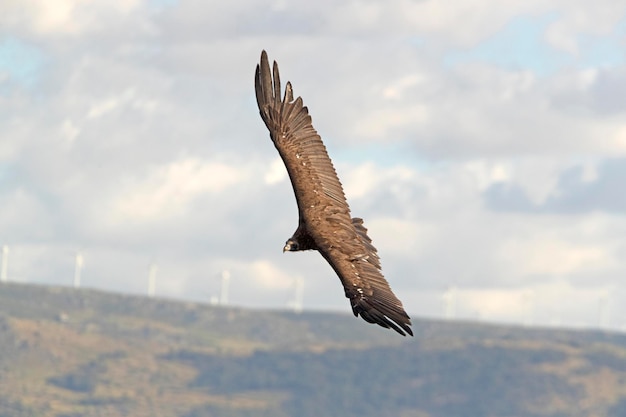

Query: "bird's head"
(283, 239), (299, 252)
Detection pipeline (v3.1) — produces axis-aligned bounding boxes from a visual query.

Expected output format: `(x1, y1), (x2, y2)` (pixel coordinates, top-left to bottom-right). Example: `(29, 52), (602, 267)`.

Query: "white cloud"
(366, 217), (428, 256)
(382, 74), (426, 100)
(248, 259), (294, 290)
(342, 162), (416, 200)
(2, 0), (144, 35)
(461, 288), (533, 320)
(448, 280), (615, 327)
(264, 157), (288, 185)
(0, 189), (54, 239)
(498, 238), (614, 277)
(86, 88), (160, 119)
(87, 95), (127, 119)
(353, 104), (431, 140)
(464, 160), (512, 190)
(544, 3), (626, 54)
(108, 157), (247, 223)
(615, 126), (626, 150)
(60, 119), (80, 144)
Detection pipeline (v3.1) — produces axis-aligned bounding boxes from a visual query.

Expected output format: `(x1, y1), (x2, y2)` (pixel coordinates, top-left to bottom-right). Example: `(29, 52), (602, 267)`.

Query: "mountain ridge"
(1, 281), (625, 417)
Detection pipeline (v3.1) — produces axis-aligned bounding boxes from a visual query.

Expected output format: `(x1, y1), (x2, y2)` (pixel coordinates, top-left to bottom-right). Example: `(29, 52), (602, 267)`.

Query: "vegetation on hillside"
(1, 282), (626, 417)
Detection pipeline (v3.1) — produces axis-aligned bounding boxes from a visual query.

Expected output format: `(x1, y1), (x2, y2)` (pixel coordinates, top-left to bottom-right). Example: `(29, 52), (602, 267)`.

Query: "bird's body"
(255, 51), (413, 336)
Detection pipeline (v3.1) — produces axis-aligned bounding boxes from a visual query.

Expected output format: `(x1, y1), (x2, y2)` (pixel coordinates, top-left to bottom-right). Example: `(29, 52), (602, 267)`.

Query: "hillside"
(1, 282), (626, 417)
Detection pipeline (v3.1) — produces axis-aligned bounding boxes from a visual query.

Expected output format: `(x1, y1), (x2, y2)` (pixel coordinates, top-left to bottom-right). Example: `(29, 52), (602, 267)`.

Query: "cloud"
(484, 158), (626, 214)
(444, 14), (570, 75)
(108, 157), (247, 223)
(264, 157), (288, 185)
(544, 4), (626, 55)
(497, 236), (615, 277)
(1, 0), (145, 36)
(449, 280), (616, 327)
(248, 260), (294, 290)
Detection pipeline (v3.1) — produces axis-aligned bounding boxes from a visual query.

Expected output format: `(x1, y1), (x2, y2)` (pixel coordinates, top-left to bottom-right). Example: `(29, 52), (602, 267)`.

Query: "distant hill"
(1, 281), (626, 417)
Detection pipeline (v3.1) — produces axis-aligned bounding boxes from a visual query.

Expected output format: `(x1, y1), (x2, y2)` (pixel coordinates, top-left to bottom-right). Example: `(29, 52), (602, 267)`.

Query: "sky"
(1, 0), (626, 332)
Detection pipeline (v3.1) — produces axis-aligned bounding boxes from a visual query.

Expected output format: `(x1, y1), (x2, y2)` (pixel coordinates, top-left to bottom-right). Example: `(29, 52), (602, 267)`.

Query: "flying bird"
(255, 51), (413, 337)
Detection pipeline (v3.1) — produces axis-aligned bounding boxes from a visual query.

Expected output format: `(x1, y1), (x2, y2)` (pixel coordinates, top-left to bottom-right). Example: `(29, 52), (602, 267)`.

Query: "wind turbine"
(549, 307), (562, 327)
(1, 245), (8, 283)
(220, 270), (231, 305)
(522, 289), (535, 327)
(148, 263), (158, 297)
(598, 292), (611, 329)
(287, 277), (304, 313)
(73, 251), (84, 288)
(441, 285), (458, 320)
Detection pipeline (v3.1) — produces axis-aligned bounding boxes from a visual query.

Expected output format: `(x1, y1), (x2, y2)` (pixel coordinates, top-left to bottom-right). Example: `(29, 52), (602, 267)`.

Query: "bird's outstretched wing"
(255, 51), (348, 220)
(255, 50), (412, 336)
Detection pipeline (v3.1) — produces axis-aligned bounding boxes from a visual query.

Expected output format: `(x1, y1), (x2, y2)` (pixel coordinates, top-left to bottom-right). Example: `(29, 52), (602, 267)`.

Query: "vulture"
(255, 50), (413, 337)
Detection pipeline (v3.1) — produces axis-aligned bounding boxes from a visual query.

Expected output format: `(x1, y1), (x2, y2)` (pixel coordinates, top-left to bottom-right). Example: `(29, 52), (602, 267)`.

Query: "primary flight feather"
(255, 50), (413, 336)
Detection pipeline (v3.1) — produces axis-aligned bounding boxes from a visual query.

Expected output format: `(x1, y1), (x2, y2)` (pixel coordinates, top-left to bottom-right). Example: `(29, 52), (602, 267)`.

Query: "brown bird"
(255, 51), (412, 336)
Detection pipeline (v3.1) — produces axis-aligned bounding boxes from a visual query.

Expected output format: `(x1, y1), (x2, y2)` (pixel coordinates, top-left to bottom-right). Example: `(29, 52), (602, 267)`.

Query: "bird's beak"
(283, 246), (288, 253)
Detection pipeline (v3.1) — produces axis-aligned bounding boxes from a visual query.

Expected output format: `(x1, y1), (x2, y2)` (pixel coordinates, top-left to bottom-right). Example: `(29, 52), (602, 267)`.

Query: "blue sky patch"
(0, 37), (45, 89)
(333, 141), (434, 171)
(577, 15), (626, 69)
(149, 0), (178, 9)
(444, 13), (571, 75)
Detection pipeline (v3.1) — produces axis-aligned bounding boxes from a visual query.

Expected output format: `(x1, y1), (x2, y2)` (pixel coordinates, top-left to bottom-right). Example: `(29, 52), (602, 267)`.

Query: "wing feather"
(255, 50), (412, 336)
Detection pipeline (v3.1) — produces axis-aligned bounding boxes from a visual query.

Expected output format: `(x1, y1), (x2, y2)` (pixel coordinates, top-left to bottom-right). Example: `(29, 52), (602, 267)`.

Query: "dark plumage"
(255, 50), (413, 336)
